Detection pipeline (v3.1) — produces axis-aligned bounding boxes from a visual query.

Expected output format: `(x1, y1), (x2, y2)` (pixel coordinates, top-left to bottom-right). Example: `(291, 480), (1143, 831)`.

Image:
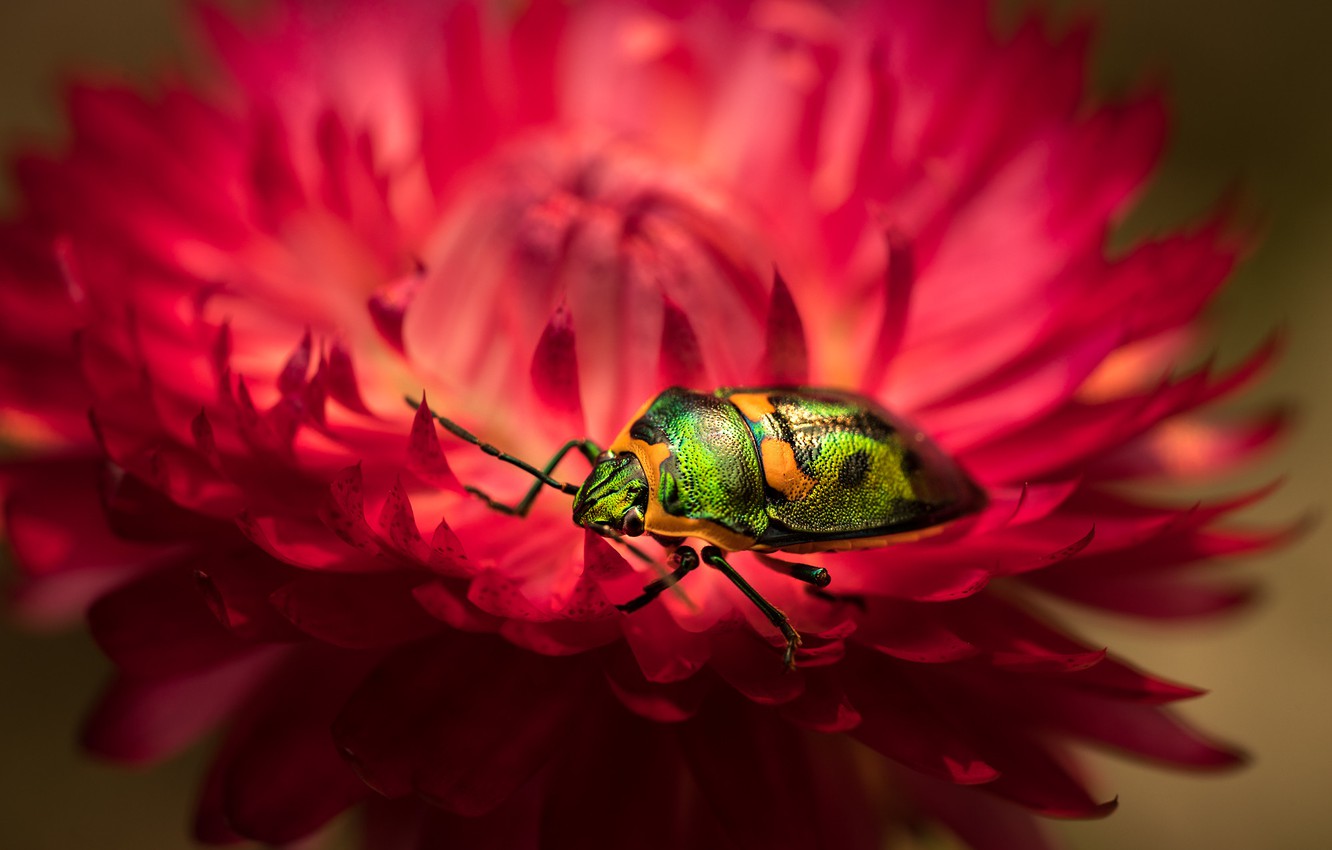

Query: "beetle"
(417, 386), (984, 669)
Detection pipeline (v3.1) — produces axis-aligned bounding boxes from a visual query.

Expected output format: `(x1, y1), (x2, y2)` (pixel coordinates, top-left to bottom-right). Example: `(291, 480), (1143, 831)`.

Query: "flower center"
(396, 133), (774, 441)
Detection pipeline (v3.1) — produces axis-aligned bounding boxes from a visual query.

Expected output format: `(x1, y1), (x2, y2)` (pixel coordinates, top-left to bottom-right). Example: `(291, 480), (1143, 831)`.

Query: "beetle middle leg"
(700, 546), (802, 671)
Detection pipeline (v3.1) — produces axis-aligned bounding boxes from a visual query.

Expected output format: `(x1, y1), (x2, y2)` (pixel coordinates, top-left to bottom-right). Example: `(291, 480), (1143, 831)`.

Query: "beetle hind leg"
(757, 555), (831, 588)
(700, 546), (802, 671)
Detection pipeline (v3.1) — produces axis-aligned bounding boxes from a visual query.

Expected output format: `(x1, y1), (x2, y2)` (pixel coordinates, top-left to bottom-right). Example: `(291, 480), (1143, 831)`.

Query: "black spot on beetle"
(629, 419), (657, 442)
(838, 451), (870, 489)
(900, 449), (922, 476)
(658, 467), (683, 514)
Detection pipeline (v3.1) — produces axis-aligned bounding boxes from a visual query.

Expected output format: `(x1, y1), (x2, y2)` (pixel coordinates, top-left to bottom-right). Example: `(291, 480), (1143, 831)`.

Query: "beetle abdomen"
(721, 389), (981, 550)
(608, 387), (981, 552)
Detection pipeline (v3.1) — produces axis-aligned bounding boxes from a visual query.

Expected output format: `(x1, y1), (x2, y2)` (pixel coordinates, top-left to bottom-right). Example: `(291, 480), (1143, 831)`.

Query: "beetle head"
(572, 453), (649, 537)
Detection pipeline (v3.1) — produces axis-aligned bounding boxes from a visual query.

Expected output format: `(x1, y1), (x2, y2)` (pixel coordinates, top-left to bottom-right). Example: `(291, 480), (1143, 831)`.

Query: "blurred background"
(0, 0), (1327, 848)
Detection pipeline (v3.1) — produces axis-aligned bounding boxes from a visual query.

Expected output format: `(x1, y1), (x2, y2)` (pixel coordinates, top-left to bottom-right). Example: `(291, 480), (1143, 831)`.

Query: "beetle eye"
(621, 506), (645, 537)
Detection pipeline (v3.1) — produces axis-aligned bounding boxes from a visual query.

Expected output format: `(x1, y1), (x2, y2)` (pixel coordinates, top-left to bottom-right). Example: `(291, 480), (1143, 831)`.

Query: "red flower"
(0, 1), (1287, 847)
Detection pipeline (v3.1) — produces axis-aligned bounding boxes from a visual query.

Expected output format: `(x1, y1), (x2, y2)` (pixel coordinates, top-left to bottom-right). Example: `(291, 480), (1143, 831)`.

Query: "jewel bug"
(416, 386), (984, 668)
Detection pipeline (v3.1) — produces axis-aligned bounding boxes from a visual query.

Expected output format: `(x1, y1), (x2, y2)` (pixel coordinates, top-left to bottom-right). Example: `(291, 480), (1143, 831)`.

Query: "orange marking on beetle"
(760, 438), (817, 501)
(728, 393), (776, 421)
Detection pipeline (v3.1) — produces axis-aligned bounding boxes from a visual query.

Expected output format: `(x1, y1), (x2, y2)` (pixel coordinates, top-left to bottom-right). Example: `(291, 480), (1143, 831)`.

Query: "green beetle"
(420, 386), (984, 668)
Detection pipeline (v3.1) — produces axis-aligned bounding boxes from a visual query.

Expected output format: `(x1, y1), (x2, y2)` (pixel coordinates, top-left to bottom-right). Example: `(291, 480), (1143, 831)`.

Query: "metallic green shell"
(722, 389), (978, 549)
(626, 388), (769, 539)
(623, 387), (980, 549)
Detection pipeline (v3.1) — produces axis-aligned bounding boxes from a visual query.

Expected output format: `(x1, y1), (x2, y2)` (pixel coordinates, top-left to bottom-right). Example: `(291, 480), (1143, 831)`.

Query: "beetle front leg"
(700, 546), (802, 671)
(616, 546), (701, 614)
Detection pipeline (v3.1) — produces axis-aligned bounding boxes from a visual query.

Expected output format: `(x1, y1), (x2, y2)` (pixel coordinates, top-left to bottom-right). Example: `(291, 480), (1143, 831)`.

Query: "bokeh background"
(0, 1), (1327, 848)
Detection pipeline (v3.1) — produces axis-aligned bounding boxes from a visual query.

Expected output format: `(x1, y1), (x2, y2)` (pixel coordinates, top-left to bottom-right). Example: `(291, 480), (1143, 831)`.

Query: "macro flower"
(0, 0), (1287, 847)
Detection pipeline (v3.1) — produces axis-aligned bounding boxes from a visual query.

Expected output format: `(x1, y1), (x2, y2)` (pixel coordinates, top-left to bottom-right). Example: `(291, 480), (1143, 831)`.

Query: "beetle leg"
(616, 546), (701, 613)
(700, 546), (803, 671)
(756, 555), (831, 588)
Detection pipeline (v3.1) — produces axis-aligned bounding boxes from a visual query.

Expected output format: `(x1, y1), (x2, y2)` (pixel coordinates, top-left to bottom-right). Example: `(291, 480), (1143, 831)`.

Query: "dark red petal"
(1022, 687), (1245, 768)
(1031, 571), (1256, 619)
(854, 599), (979, 663)
(82, 650), (280, 764)
(907, 775), (1059, 850)
(778, 667), (863, 733)
(361, 798), (430, 850)
(678, 695), (884, 850)
(466, 569), (550, 621)
(269, 571), (443, 648)
(244, 108), (305, 229)
(368, 268), (424, 353)
(406, 393), (465, 493)
(658, 297), (706, 388)
(603, 645), (712, 722)
(3, 457), (165, 579)
(320, 463), (380, 553)
(417, 785), (544, 850)
(509, 0), (566, 124)
(499, 617), (622, 655)
(708, 628), (807, 705)
(761, 268), (808, 384)
(539, 705), (731, 850)
(861, 231), (915, 391)
(620, 598), (713, 683)
(88, 567), (251, 677)
(941, 595), (1106, 673)
(411, 579), (503, 632)
(530, 299), (583, 421)
(193, 552), (302, 641)
(844, 651), (999, 785)
(3, 457), (167, 623)
(413, 655), (597, 816)
(197, 650), (378, 844)
(277, 329), (313, 396)
(334, 635), (596, 814)
(979, 735), (1117, 819)
(1043, 656), (1207, 705)
(375, 477), (429, 561)
(236, 510), (371, 571)
(834, 549), (991, 601)
(325, 340), (372, 414)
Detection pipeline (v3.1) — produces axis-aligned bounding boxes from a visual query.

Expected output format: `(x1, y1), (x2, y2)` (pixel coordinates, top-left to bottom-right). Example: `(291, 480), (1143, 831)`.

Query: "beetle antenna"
(407, 396), (581, 496)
